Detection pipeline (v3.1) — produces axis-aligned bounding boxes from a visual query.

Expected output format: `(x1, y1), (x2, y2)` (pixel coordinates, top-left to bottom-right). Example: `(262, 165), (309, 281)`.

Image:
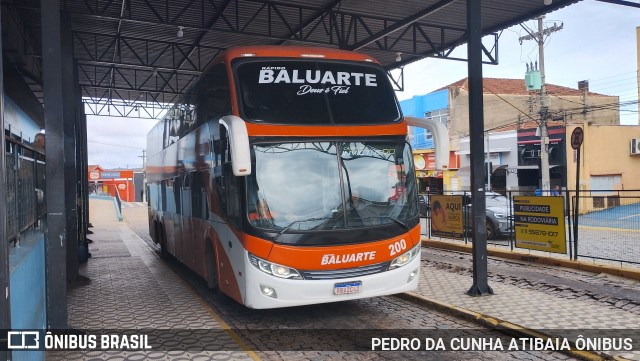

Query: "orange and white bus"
(146, 46), (425, 309)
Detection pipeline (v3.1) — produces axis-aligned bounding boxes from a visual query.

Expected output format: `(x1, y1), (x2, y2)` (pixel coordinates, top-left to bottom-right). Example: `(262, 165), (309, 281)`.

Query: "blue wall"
(4, 96), (42, 141)
(5, 94), (46, 361)
(9, 232), (46, 361)
(399, 89), (449, 151)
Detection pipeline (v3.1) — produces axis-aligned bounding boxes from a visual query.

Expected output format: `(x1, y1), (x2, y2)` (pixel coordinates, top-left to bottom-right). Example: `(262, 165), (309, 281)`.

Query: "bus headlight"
(389, 243), (421, 270)
(249, 253), (303, 280)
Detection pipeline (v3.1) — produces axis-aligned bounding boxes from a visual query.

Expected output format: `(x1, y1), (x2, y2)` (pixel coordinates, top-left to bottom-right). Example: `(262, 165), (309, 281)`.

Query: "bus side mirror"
(220, 116), (252, 176)
(405, 117), (450, 170)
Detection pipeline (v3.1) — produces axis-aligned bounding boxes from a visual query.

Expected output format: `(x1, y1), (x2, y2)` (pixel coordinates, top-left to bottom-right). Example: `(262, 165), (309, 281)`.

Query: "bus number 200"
(388, 239), (407, 256)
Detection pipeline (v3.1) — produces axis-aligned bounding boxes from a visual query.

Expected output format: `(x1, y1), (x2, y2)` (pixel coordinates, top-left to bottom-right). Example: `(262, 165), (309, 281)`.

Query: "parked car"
(463, 192), (513, 239)
(418, 194), (430, 217)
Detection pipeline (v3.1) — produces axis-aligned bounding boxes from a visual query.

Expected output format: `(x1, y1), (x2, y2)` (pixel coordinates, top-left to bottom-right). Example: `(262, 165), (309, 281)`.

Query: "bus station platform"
(46, 198), (258, 360)
(49, 198), (640, 360)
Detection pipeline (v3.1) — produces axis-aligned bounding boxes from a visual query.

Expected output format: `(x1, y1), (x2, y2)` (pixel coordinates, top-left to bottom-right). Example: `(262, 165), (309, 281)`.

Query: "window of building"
(424, 108), (448, 140)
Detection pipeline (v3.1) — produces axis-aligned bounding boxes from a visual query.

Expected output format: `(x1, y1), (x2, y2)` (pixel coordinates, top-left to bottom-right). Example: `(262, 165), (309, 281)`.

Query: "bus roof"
(222, 46), (381, 64)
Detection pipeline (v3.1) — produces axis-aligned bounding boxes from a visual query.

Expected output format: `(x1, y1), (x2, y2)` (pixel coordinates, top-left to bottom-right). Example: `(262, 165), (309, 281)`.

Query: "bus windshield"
(234, 59), (401, 124)
(247, 139), (417, 236)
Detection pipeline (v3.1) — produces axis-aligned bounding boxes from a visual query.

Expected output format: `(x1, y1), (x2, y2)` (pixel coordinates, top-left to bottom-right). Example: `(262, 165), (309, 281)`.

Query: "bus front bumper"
(242, 253), (421, 309)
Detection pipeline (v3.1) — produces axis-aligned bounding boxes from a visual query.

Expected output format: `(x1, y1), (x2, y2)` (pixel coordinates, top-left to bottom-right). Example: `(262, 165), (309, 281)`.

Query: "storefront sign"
(101, 171), (121, 179)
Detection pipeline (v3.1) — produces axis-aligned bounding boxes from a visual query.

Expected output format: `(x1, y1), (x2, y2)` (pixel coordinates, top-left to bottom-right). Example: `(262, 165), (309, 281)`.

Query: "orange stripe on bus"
(266, 225), (421, 270)
(245, 122), (408, 137)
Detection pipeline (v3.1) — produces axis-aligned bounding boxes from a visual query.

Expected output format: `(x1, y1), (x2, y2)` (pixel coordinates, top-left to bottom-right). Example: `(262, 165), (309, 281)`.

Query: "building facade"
(399, 78), (621, 193)
(566, 123), (640, 213)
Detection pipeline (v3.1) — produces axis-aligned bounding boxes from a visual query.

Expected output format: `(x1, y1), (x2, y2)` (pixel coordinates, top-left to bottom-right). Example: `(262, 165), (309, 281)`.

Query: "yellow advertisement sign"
(513, 196), (566, 254)
(430, 195), (463, 239)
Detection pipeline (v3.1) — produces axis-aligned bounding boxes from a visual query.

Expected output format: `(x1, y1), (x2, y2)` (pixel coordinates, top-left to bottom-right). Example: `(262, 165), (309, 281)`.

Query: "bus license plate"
(333, 281), (362, 295)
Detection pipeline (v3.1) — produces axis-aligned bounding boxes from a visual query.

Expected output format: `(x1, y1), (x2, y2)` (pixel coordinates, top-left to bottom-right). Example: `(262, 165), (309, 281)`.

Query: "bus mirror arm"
(220, 115), (252, 176)
(404, 116), (450, 170)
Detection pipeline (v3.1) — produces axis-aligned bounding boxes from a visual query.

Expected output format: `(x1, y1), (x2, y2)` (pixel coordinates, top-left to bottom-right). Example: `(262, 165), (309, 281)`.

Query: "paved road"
(419, 213), (640, 265)
(123, 205), (578, 360)
(579, 202), (640, 230)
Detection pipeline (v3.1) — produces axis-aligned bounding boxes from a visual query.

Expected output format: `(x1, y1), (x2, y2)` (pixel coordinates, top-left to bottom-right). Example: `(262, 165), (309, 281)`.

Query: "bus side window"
(215, 136), (227, 214)
(214, 124), (239, 224)
(219, 125), (231, 163)
(174, 176), (182, 215)
(161, 179), (167, 212)
(198, 63), (232, 125)
(182, 173), (192, 217)
(222, 162), (241, 225)
(182, 88), (198, 135)
(191, 171), (204, 219)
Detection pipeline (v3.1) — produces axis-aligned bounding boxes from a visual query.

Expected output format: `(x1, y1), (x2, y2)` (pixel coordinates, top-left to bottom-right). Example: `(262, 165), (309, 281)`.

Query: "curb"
(422, 238), (640, 281)
(397, 292), (629, 361)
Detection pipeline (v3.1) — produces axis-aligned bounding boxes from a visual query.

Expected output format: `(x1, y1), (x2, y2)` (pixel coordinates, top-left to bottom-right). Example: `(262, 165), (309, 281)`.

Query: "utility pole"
(579, 80), (589, 123)
(138, 149), (146, 169)
(139, 150), (146, 202)
(519, 17), (563, 194)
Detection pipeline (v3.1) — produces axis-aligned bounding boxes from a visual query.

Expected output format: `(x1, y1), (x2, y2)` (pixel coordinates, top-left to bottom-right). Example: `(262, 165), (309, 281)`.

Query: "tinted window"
(234, 59), (401, 124)
(197, 64), (232, 126)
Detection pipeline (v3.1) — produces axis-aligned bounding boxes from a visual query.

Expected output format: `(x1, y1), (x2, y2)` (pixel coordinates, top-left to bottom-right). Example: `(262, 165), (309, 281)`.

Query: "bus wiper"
(359, 216), (410, 230)
(273, 217), (333, 242)
(385, 216), (410, 230)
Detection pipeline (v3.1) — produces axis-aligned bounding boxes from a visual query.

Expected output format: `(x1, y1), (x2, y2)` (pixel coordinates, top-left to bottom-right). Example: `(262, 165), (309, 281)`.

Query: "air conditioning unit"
(631, 138), (640, 155)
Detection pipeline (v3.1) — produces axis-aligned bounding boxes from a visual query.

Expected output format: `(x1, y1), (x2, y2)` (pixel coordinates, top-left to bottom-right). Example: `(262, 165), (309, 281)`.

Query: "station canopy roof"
(4, 0), (580, 118)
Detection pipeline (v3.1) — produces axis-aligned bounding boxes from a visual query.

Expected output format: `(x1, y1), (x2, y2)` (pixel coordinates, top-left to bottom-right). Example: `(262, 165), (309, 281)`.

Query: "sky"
(86, 0), (639, 169)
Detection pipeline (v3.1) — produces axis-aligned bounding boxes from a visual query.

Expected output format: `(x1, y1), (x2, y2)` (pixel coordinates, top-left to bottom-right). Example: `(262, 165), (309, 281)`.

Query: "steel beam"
(276, 0), (343, 45)
(465, 0), (493, 297)
(75, 58), (90, 265)
(77, 63), (199, 95)
(13, 0), (502, 110)
(347, 0), (456, 51)
(61, 11), (80, 285)
(46, 1), (480, 58)
(72, 32), (223, 71)
(41, 0), (68, 329)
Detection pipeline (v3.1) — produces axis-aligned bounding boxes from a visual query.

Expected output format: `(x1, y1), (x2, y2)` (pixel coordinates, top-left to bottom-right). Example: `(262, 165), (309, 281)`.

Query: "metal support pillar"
(0, 6), (11, 360)
(42, 0), (77, 328)
(75, 59), (91, 264)
(466, 0), (493, 296)
(62, 12), (80, 283)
